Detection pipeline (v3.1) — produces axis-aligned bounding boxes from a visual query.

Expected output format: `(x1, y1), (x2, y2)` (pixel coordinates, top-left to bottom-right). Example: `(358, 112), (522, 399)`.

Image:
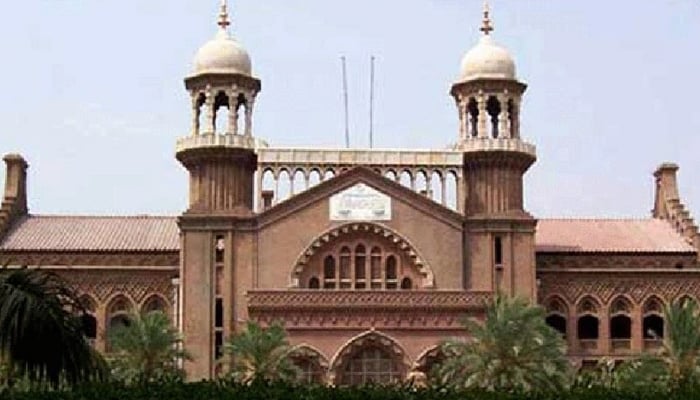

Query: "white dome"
(459, 35), (516, 81)
(192, 30), (252, 76)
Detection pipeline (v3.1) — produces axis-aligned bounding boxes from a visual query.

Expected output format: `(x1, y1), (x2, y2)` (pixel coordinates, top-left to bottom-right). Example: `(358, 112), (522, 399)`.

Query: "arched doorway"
(331, 331), (409, 386)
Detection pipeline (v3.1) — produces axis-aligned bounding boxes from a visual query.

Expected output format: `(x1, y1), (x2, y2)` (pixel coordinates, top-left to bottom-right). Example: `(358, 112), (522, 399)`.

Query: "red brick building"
(1, 2), (699, 384)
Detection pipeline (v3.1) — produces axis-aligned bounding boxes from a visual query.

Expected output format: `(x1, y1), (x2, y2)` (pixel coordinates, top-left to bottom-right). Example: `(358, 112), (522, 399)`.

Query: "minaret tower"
(175, 1), (261, 380)
(452, 2), (538, 300)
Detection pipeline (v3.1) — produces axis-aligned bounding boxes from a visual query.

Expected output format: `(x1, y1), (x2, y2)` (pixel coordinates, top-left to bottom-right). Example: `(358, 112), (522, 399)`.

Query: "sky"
(0, 0), (699, 218)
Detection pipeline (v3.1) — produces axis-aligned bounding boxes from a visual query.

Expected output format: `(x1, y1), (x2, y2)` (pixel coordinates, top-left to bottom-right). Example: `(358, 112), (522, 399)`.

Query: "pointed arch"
(411, 345), (444, 376)
(544, 295), (569, 336)
(329, 330), (410, 386)
(105, 294), (135, 351)
(291, 222), (435, 289)
(141, 293), (169, 314)
(290, 344), (329, 384)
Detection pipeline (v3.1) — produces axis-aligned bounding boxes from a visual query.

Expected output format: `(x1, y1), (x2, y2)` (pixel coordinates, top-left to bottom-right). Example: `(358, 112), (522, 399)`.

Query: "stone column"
(191, 94), (200, 135)
(458, 98), (467, 142)
(228, 91), (238, 135)
(498, 95), (511, 139)
(477, 94), (488, 138)
(599, 310), (610, 355)
(204, 92), (215, 134)
(441, 174), (447, 206)
(256, 170), (264, 212)
(244, 94), (255, 137)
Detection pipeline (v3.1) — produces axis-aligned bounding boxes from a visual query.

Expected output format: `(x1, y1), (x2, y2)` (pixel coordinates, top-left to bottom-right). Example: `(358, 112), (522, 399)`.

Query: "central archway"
(329, 330), (410, 386)
(290, 222), (435, 289)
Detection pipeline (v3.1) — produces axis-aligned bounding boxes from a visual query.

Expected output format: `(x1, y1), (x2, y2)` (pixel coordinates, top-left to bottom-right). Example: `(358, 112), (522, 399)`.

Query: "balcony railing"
(175, 133), (258, 152)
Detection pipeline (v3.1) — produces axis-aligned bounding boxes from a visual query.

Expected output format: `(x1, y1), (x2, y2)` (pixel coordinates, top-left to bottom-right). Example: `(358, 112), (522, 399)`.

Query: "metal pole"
(369, 55), (375, 149)
(341, 56), (350, 148)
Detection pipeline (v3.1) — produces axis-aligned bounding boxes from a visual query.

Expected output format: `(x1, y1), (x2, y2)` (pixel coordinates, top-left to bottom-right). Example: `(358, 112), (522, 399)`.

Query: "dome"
(459, 35), (516, 81)
(192, 30), (252, 76)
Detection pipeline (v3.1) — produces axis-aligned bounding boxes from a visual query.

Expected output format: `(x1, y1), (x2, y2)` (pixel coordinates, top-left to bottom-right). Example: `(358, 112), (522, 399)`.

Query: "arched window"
(339, 247), (351, 289)
(544, 296), (568, 337)
(576, 297), (600, 349)
(107, 296), (133, 352)
(609, 297), (632, 343)
(370, 247), (382, 289)
(400, 277), (412, 290)
(194, 92), (207, 134)
(323, 256), (336, 289)
(213, 91), (229, 134)
(293, 357), (324, 384)
(355, 244), (366, 289)
(142, 295), (167, 315)
(386, 256), (398, 289)
(486, 96), (501, 138)
(643, 297), (665, 347)
(308, 277), (320, 289)
(467, 98), (478, 137)
(340, 346), (403, 386)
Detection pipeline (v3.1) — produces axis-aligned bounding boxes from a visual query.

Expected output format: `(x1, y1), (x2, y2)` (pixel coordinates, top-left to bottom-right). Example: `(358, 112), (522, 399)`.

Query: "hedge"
(3, 381), (700, 400)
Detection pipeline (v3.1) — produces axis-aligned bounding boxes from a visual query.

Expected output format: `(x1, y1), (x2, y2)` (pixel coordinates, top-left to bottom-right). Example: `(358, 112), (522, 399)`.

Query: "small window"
(215, 331), (224, 359)
(308, 277), (320, 289)
(386, 256), (398, 289)
(323, 256), (336, 289)
(324, 256), (336, 278)
(215, 235), (225, 263)
(494, 236), (503, 267)
(215, 298), (223, 328)
(400, 277), (412, 290)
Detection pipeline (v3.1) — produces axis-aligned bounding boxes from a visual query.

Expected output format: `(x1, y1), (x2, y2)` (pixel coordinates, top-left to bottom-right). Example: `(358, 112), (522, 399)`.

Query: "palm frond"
(0, 268), (107, 387)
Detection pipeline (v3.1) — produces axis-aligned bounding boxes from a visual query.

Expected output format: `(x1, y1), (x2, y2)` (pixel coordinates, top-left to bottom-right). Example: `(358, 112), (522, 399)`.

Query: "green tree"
(437, 294), (570, 392)
(0, 267), (107, 388)
(659, 299), (700, 387)
(108, 310), (189, 384)
(224, 321), (300, 384)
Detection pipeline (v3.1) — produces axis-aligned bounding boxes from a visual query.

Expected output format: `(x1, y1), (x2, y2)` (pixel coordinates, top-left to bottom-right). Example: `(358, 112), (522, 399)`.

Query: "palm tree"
(0, 267), (107, 388)
(224, 321), (300, 383)
(642, 299), (700, 388)
(108, 310), (189, 384)
(437, 294), (570, 392)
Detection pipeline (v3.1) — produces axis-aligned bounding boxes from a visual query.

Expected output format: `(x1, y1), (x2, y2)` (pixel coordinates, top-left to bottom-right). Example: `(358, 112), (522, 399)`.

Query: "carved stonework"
(248, 290), (489, 330)
(0, 251), (179, 267)
(56, 269), (175, 305)
(538, 271), (700, 307)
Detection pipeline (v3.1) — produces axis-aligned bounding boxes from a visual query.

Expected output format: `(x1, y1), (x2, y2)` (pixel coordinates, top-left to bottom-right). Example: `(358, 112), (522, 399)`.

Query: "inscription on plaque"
(329, 183), (391, 221)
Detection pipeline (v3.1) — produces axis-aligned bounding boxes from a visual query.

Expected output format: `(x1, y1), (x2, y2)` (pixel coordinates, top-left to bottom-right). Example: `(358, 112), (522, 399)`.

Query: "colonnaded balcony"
(255, 137), (536, 213)
(246, 290), (492, 330)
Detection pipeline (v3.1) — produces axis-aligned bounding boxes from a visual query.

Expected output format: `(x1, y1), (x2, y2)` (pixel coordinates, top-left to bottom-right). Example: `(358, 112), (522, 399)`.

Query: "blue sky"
(1, 0), (699, 218)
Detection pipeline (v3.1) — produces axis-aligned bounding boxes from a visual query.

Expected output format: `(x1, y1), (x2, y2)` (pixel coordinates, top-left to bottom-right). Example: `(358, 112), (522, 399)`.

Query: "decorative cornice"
(247, 290), (491, 311)
(0, 250), (179, 268)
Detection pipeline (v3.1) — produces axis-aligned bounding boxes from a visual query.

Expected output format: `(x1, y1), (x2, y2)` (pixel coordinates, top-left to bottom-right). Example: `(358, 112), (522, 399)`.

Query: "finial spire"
(480, 0), (493, 35)
(217, 0), (230, 31)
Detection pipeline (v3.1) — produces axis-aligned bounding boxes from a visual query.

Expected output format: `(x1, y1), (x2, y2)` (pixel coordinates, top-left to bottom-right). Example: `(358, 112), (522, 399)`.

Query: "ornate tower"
(452, 3), (538, 300)
(175, 1), (260, 380)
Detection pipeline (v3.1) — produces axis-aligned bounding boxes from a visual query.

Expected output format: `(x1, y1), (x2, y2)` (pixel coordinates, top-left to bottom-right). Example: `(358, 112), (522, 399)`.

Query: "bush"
(4, 380), (700, 400)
